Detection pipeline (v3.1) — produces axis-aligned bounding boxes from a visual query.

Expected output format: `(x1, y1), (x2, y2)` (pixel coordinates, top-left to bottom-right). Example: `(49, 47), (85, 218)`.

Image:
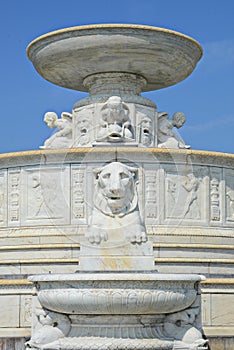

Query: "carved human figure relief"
(165, 172), (202, 220)
(0, 175), (4, 222)
(138, 112), (154, 147)
(182, 173), (201, 219)
(158, 111), (190, 149)
(226, 188), (234, 221)
(27, 170), (68, 220)
(86, 162), (147, 244)
(40, 111), (73, 149)
(165, 175), (182, 218)
(97, 96), (134, 142)
(25, 307), (71, 349)
(167, 178), (177, 204)
(28, 175), (44, 217)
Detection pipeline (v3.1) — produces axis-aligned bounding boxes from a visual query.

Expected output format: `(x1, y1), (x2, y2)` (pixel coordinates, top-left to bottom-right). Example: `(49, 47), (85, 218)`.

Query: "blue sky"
(0, 0), (233, 154)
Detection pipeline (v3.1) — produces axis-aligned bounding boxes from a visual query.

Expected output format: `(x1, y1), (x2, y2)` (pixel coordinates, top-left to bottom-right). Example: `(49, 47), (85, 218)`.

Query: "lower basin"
(28, 273), (205, 315)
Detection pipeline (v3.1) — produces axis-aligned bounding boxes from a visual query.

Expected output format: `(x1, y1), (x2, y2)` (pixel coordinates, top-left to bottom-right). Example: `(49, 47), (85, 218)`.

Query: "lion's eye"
(102, 173), (111, 179)
(120, 172), (129, 179)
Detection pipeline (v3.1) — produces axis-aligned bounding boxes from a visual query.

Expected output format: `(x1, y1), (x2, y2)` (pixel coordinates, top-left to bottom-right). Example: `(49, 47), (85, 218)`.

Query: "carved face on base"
(94, 162), (138, 216)
(140, 116), (153, 146)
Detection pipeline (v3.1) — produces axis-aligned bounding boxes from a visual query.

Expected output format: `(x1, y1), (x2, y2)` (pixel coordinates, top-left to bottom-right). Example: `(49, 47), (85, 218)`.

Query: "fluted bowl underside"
(29, 273), (204, 315)
(27, 24), (202, 92)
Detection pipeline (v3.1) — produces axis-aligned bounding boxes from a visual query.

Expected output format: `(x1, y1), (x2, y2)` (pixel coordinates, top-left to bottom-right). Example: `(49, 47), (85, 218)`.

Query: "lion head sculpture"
(93, 162), (138, 217)
(86, 162), (147, 244)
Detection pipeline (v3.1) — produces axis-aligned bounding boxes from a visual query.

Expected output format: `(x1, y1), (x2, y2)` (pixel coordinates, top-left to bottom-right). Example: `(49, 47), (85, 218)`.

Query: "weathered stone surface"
(27, 24), (202, 92)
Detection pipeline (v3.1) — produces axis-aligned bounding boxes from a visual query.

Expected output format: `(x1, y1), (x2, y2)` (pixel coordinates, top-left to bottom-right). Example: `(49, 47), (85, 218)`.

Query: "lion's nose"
(109, 181), (121, 193)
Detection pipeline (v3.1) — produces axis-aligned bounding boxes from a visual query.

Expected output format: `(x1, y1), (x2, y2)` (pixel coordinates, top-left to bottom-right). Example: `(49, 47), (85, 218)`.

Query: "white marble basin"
(27, 24), (202, 92)
(28, 273), (205, 315)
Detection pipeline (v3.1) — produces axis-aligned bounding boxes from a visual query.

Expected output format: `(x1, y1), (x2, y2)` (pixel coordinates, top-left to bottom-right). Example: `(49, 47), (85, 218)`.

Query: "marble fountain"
(20, 24), (213, 350)
(2, 21), (234, 350)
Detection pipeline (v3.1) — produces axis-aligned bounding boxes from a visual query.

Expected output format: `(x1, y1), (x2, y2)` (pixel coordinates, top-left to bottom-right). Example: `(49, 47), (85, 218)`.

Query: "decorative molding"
(225, 169), (234, 223)
(71, 168), (86, 221)
(156, 257), (234, 264)
(210, 176), (220, 221)
(8, 169), (20, 225)
(0, 170), (7, 226)
(145, 170), (157, 219)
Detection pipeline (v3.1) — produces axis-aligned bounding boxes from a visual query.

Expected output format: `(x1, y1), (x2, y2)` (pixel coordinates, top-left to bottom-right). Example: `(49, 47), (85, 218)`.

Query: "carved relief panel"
(21, 166), (70, 225)
(71, 166), (87, 224)
(136, 106), (156, 147)
(225, 168), (234, 223)
(73, 106), (94, 147)
(73, 98), (157, 147)
(8, 169), (21, 226)
(209, 168), (222, 223)
(144, 168), (159, 224)
(94, 98), (136, 145)
(0, 170), (7, 226)
(163, 167), (207, 223)
(20, 295), (32, 327)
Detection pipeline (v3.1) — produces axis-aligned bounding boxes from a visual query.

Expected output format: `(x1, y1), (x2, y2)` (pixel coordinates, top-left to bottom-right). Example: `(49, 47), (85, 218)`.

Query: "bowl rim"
(26, 23), (203, 59)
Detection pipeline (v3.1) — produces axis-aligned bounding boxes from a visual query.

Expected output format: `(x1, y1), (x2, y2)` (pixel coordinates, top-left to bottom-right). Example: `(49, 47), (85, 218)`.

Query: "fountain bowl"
(27, 24), (202, 92)
(28, 273), (205, 315)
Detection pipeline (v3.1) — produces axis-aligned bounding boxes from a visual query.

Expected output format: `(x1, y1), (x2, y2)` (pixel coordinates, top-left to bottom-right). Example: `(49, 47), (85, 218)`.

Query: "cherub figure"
(97, 96), (134, 142)
(158, 111), (190, 149)
(40, 111), (73, 149)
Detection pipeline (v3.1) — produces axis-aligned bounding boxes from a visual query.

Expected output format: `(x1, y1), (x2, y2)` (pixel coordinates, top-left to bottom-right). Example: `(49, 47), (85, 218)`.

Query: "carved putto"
(86, 162), (147, 244)
(97, 96), (134, 142)
(158, 111), (190, 149)
(40, 111), (73, 149)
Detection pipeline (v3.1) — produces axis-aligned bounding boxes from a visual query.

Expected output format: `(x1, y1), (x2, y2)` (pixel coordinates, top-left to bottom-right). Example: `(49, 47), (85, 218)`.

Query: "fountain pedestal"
(79, 240), (154, 271)
(25, 24), (208, 350)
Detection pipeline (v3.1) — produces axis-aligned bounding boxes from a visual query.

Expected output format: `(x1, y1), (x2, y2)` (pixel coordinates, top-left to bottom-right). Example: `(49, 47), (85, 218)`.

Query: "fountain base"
(26, 272), (208, 350)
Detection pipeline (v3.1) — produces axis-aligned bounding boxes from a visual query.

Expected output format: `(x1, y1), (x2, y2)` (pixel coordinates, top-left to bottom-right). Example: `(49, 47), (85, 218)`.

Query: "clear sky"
(1, 0), (233, 154)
